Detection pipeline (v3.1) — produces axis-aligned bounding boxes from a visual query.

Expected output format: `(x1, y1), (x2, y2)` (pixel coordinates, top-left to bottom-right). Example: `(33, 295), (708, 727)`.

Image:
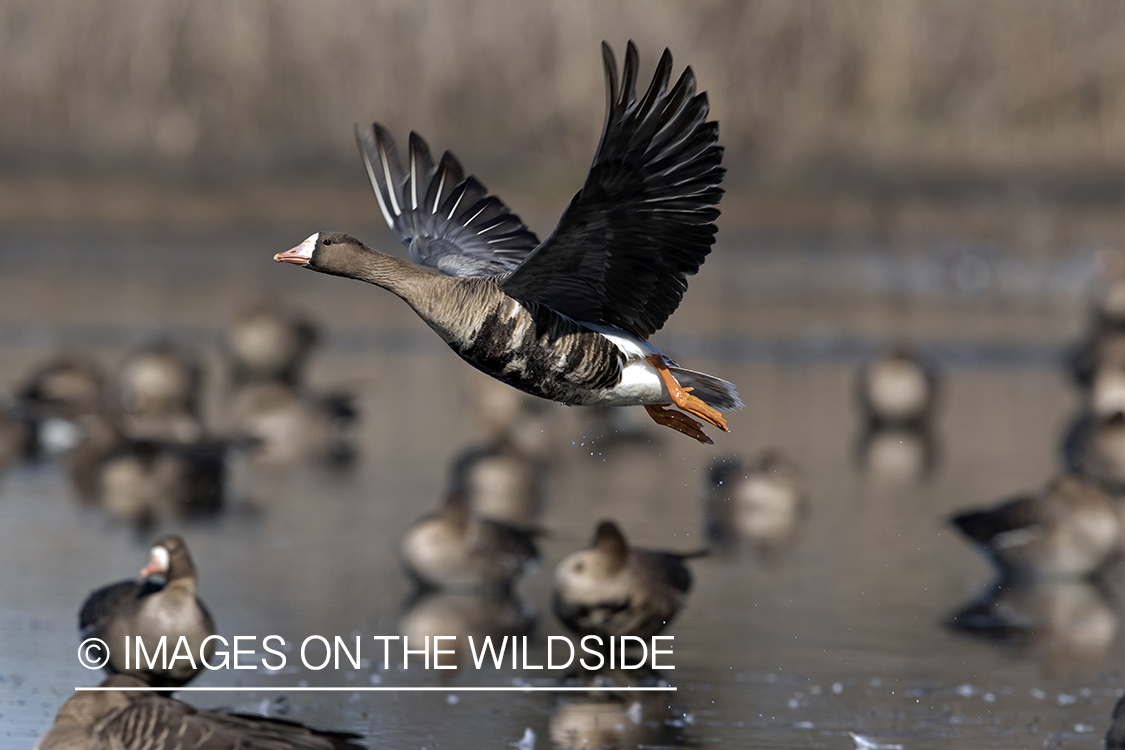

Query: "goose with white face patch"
(78, 535), (216, 686)
(553, 520), (707, 639)
(274, 42), (741, 443)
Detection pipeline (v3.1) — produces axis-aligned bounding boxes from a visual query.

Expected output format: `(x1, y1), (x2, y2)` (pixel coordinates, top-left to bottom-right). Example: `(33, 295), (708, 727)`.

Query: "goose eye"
(321, 238), (332, 246)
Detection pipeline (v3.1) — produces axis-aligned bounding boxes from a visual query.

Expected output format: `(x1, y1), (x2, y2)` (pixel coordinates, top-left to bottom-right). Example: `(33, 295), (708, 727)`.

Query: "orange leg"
(645, 355), (729, 432)
(644, 404), (714, 445)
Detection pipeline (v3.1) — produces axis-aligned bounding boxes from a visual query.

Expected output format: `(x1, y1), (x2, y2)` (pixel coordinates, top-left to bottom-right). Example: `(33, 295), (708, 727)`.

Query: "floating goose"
(950, 475), (1123, 580)
(117, 342), (203, 444)
(36, 675), (363, 750)
(228, 300), (318, 386)
(17, 355), (106, 458)
(857, 346), (937, 429)
(79, 535), (216, 686)
(553, 520), (706, 639)
(706, 451), (807, 554)
(400, 491), (539, 593)
(448, 438), (546, 529)
(230, 380), (356, 466)
(275, 42), (740, 443)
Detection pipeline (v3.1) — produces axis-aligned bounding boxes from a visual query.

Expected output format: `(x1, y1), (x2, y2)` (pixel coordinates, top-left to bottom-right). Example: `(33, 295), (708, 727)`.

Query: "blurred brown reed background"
(4, 0), (1125, 224)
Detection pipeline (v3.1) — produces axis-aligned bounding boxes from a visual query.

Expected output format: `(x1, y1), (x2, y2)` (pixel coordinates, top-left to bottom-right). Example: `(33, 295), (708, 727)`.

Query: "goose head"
(140, 535), (197, 582)
(557, 521), (630, 589)
(274, 232), (366, 273)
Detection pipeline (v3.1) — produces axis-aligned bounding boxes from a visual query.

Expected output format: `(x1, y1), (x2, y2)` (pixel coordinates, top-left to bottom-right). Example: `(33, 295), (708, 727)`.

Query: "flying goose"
(275, 42), (741, 443)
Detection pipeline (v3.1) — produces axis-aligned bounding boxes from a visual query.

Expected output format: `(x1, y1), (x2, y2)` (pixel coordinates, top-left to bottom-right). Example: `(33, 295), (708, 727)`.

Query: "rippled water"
(0, 224), (1121, 749)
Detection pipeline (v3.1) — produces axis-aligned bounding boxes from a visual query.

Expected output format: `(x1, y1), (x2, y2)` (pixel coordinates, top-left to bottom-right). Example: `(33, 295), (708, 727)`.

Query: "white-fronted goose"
(706, 451), (807, 554)
(36, 675), (364, 750)
(275, 42), (741, 444)
(228, 300), (319, 386)
(1063, 411), (1125, 491)
(117, 343), (203, 444)
(17, 355), (106, 457)
(229, 381), (356, 466)
(79, 535), (216, 686)
(553, 520), (705, 639)
(399, 491), (539, 593)
(448, 438), (546, 529)
(65, 415), (227, 524)
(466, 371), (554, 457)
(950, 475), (1124, 581)
(857, 346), (937, 428)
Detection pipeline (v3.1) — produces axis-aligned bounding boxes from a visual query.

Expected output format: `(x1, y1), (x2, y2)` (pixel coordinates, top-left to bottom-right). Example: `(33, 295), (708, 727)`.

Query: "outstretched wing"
(500, 41), (725, 340)
(355, 124), (540, 277)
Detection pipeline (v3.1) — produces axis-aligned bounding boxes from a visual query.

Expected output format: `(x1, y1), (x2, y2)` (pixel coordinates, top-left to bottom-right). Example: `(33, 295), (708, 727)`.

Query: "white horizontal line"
(76, 686), (676, 693)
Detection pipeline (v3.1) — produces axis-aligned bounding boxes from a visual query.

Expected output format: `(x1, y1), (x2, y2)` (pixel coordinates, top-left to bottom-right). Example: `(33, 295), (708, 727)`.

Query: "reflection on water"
(949, 579), (1118, 677)
(857, 425), (939, 487)
(3, 227), (1125, 749)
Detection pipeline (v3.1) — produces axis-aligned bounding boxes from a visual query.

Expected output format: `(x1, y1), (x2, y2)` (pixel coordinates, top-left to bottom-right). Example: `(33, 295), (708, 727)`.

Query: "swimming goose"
(275, 42), (741, 443)
(17, 356), (106, 457)
(448, 437), (547, 529)
(79, 535), (216, 686)
(950, 475), (1123, 581)
(553, 520), (706, 639)
(117, 343), (204, 444)
(228, 301), (319, 386)
(229, 380), (356, 466)
(1062, 411), (1125, 491)
(857, 346), (937, 429)
(399, 491), (539, 593)
(705, 451), (807, 554)
(36, 675), (364, 750)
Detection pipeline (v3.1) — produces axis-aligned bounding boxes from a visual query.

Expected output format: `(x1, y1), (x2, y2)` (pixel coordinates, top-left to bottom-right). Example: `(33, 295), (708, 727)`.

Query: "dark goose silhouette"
(275, 42), (740, 443)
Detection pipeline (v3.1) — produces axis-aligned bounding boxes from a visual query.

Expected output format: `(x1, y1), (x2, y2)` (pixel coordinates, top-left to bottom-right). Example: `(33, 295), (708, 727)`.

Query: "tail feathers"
(670, 367), (743, 411)
(950, 496), (1037, 544)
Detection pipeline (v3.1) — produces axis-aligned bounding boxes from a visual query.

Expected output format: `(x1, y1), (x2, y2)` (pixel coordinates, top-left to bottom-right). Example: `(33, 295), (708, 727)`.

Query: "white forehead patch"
(150, 545), (170, 572)
(305, 232), (320, 244)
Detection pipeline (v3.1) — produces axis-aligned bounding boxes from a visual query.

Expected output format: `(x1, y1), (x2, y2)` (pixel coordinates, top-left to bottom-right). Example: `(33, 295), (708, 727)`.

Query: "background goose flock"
(7, 7), (1125, 750)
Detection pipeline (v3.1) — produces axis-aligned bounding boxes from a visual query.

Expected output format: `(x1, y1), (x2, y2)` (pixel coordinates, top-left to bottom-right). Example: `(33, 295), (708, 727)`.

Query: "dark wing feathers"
(79, 580), (157, 635)
(501, 41), (725, 339)
(355, 123), (540, 277)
